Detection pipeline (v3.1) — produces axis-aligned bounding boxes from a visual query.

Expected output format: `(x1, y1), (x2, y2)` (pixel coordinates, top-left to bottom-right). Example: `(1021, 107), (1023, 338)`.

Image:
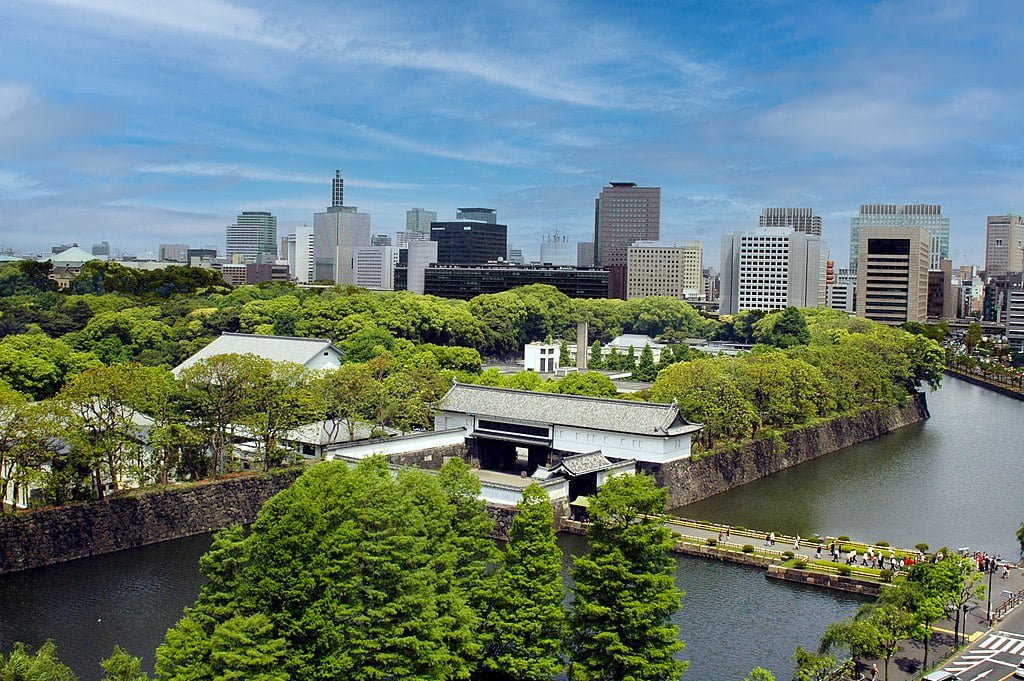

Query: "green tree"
(100, 647), (149, 681)
(879, 576), (945, 669)
(559, 339), (572, 367)
(241, 360), (322, 470)
(209, 615), (288, 681)
(316, 363), (375, 441)
(0, 641), (78, 681)
(570, 474), (687, 681)
(929, 554), (986, 646)
(634, 344), (658, 381)
(588, 340), (604, 369)
(554, 371), (617, 398)
(1017, 521), (1024, 559)
(964, 322), (982, 351)
(744, 668), (775, 681)
(484, 484), (566, 681)
(753, 307), (810, 349)
(0, 384), (58, 511)
(791, 646), (837, 681)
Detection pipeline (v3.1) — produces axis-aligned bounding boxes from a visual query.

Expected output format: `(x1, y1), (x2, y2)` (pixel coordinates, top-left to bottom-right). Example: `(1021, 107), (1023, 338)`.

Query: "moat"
(2, 376), (1021, 680)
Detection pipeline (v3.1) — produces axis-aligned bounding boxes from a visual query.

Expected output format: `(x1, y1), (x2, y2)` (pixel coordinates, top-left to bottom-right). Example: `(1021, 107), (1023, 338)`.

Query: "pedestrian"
(724, 528), (730, 542)
(1002, 564), (1010, 579)
(769, 532), (775, 547)
(816, 544), (822, 560)
(718, 531), (723, 542)
(870, 663), (879, 680)
(765, 532), (771, 546)
(794, 535), (800, 550)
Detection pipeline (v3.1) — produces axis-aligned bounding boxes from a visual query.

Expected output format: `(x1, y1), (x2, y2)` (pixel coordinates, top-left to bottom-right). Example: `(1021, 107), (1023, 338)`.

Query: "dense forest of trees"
(2, 465), (687, 681)
(0, 258), (945, 507)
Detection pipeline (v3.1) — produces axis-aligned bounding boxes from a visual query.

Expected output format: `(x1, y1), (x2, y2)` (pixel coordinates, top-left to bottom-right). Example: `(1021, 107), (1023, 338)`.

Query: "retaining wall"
(645, 393), (930, 508)
(0, 469), (302, 575)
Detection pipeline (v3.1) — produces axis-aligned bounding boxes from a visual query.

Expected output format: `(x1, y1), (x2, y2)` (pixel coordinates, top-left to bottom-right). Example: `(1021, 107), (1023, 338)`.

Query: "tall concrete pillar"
(576, 321), (588, 370)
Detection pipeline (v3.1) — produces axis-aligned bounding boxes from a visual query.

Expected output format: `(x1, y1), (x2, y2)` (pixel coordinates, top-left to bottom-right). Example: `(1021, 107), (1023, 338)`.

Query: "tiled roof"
(556, 452), (614, 476)
(172, 332), (341, 374)
(439, 383), (702, 437)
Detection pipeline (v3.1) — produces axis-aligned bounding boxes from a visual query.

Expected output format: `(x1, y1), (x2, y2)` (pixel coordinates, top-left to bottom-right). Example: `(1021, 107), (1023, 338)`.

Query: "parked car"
(1014, 657), (1024, 679)
(923, 671), (961, 681)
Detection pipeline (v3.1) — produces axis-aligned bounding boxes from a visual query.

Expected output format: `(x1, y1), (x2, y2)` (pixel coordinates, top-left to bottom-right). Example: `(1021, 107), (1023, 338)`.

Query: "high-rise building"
(423, 264), (609, 300)
(313, 172), (371, 284)
(594, 182), (660, 298)
(1006, 287), (1024, 351)
(577, 241), (595, 268)
(371, 234), (392, 247)
(406, 239), (439, 295)
(226, 211), (278, 264)
(759, 208), (822, 236)
(849, 204), (948, 271)
(159, 243), (188, 263)
(985, 214), (1024, 277)
(626, 242), (703, 300)
(396, 231), (429, 249)
(430, 221), (507, 265)
(540, 231), (575, 266)
(353, 246), (399, 290)
(719, 228), (826, 315)
(507, 248), (525, 265)
(91, 241), (110, 257)
(406, 208), (437, 236)
(855, 226), (930, 325)
(332, 170), (344, 208)
(456, 208), (497, 223)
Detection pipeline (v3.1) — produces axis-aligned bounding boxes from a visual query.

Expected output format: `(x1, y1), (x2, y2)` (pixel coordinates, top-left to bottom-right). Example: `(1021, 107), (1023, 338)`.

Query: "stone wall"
(643, 393), (930, 508)
(387, 443), (468, 470)
(0, 469), (302, 576)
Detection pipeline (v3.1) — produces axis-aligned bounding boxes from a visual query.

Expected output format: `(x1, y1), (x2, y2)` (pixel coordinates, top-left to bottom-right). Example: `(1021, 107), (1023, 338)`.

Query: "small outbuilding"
(172, 332), (343, 375)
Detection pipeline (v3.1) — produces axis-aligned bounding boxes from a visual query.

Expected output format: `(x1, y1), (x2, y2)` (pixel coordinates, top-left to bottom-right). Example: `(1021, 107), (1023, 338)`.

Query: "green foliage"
(0, 333), (99, 400)
(558, 339), (572, 366)
(100, 646), (149, 681)
(742, 544), (754, 553)
(753, 307), (810, 349)
(156, 459), (491, 681)
(633, 344), (658, 381)
(1017, 521), (1024, 558)
(588, 340), (604, 369)
(554, 371), (618, 397)
(0, 641), (78, 681)
(792, 646), (837, 681)
(570, 474), (687, 681)
(744, 668), (775, 681)
(484, 485), (566, 681)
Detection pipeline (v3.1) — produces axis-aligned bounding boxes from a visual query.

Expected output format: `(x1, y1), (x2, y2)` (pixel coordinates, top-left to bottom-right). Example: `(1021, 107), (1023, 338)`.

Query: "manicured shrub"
(880, 569), (894, 582)
(837, 535), (850, 541)
(915, 543), (930, 553)
(783, 551), (795, 560)
(707, 538), (717, 547)
(876, 541), (890, 547)
(794, 560), (807, 569)
(837, 565), (852, 576)
(742, 544), (754, 554)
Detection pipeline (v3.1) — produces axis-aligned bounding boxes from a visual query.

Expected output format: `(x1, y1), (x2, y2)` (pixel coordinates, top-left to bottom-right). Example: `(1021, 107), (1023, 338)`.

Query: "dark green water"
(0, 377), (1016, 680)
(678, 377), (1024, 559)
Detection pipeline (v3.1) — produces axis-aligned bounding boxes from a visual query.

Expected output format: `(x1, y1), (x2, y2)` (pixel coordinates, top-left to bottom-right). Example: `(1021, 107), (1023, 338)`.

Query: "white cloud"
(136, 162), (422, 190)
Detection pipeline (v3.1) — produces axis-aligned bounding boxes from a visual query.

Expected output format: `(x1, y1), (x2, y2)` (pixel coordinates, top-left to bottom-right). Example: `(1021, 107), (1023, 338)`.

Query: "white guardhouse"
(435, 383), (702, 465)
(172, 332), (343, 376)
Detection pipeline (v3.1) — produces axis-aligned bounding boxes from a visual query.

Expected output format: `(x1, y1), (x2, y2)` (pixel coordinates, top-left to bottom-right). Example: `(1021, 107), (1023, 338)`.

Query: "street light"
(985, 556), (999, 625)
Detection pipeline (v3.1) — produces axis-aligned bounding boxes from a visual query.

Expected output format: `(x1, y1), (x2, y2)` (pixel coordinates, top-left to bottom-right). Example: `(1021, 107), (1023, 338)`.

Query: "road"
(938, 603), (1024, 681)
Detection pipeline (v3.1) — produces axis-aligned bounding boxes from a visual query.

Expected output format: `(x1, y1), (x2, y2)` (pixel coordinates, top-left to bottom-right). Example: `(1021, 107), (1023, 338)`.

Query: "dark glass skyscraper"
(593, 182), (660, 298)
(430, 221), (507, 265)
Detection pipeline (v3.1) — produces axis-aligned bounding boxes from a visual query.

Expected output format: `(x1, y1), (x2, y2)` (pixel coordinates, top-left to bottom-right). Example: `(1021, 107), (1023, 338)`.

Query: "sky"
(1, 0), (1022, 268)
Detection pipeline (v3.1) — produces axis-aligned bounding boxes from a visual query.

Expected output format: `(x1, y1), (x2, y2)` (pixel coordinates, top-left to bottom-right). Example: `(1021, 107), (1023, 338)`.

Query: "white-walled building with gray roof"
(436, 383), (701, 464)
(172, 332), (343, 375)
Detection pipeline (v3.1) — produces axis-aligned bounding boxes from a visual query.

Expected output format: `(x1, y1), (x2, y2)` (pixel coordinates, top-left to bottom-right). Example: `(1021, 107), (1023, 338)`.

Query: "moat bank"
(648, 392), (930, 507)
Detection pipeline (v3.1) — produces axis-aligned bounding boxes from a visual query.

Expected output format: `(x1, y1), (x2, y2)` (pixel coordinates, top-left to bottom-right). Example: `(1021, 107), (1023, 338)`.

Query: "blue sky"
(1, 0), (1022, 267)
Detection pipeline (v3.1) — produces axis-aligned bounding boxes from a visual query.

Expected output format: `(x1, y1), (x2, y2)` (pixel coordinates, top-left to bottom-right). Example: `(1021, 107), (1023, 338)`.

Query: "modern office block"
(855, 226), (930, 325)
(577, 241), (595, 268)
(759, 208), (822, 236)
(312, 172), (371, 284)
(456, 208), (497, 223)
(827, 269), (857, 313)
(406, 208), (437, 236)
(594, 182), (660, 298)
(227, 211), (277, 264)
(430, 221), (507, 265)
(353, 246), (399, 290)
(158, 243), (188, 262)
(540, 232), (575, 266)
(1006, 288), (1024, 351)
(626, 242), (703, 300)
(849, 204), (948, 272)
(985, 214), (1024, 277)
(406, 239), (438, 295)
(719, 228), (825, 315)
(423, 264), (609, 300)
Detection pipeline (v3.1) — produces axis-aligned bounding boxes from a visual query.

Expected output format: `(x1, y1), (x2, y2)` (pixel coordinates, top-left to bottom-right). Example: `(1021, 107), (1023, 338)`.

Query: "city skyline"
(2, 1), (1023, 267)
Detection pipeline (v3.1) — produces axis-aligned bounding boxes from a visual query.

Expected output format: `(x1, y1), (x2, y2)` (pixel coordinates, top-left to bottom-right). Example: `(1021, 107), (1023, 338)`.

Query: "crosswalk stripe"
(1008, 639), (1024, 655)
(998, 638), (1019, 652)
(979, 635), (1000, 649)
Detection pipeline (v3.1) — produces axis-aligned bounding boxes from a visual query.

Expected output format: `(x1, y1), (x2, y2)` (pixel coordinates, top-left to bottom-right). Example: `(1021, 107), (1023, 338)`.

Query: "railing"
(992, 588), (1024, 621)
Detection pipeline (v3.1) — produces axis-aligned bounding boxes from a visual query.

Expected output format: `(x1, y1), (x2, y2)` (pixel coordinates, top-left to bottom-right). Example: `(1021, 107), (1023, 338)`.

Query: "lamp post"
(985, 556), (998, 625)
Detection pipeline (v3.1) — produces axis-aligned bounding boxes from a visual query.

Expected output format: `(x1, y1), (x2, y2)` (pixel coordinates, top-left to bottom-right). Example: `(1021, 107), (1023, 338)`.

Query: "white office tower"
(407, 240), (438, 295)
(353, 246), (399, 290)
(626, 242), (703, 300)
(849, 204), (949, 272)
(313, 207), (371, 284)
(719, 228), (826, 315)
(540, 231), (575, 266)
(1007, 288), (1024, 351)
(226, 211), (278, 264)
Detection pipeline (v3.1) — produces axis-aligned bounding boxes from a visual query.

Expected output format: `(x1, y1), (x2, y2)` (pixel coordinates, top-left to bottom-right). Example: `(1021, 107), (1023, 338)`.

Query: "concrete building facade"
(759, 207), (822, 236)
(985, 214), (1024, 278)
(849, 204), (949, 272)
(855, 226), (930, 325)
(313, 206), (371, 284)
(540, 232), (575, 266)
(577, 241), (595, 268)
(353, 246), (399, 290)
(1006, 288), (1024, 351)
(626, 242), (703, 300)
(827, 268), (857, 313)
(594, 182), (660, 299)
(226, 211), (277, 264)
(719, 228), (826, 315)
(406, 239), (438, 295)
(406, 208), (437, 237)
